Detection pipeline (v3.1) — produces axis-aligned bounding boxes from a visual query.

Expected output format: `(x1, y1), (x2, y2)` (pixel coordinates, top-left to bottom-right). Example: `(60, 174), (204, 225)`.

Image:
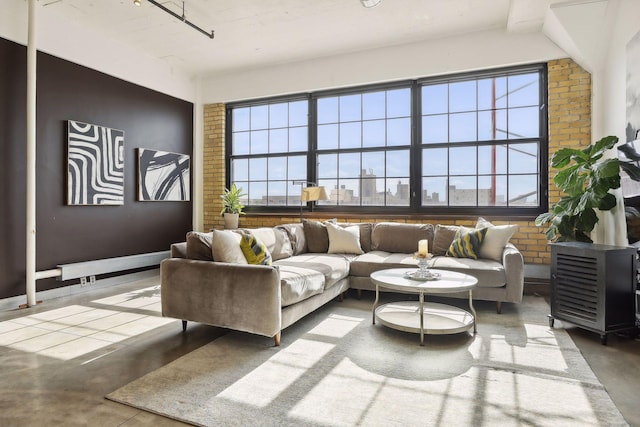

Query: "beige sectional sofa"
(161, 220), (524, 346)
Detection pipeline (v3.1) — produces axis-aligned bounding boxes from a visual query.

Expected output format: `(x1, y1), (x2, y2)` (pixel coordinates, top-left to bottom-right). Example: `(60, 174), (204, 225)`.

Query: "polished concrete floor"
(0, 276), (638, 426)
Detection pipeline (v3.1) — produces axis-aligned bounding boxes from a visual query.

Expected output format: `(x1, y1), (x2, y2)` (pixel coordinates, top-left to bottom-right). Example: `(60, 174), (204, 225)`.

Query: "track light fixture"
(133, 0), (214, 39)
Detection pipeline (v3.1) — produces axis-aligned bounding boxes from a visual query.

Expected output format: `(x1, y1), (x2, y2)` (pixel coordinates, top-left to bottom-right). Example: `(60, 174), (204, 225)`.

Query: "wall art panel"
(67, 120), (125, 205)
(138, 148), (190, 201)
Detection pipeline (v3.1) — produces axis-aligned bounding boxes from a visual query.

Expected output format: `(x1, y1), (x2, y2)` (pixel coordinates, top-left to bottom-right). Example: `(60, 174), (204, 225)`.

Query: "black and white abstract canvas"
(67, 120), (125, 205)
(138, 148), (190, 201)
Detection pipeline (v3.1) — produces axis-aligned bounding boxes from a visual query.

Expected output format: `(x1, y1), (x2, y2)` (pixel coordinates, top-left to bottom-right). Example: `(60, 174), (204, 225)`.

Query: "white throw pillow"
(326, 222), (364, 254)
(211, 229), (248, 264)
(476, 217), (518, 261)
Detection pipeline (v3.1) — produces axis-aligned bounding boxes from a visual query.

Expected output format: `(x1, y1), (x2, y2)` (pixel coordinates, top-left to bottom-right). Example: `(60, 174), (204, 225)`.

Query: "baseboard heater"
(35, 251), (170, 282)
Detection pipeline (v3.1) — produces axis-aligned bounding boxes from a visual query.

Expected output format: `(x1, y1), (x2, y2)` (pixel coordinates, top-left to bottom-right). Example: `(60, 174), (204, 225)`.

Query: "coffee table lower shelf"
(375, 301), (475, 336)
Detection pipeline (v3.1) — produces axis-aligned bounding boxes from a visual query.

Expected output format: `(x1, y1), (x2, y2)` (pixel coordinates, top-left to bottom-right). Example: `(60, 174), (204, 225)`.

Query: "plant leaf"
(575, 231), (593, 243)
(551, 148), (583, 168)
(553, 165), (585, 194)
(590, 135), (619, 157)
(577, 207), (598, 232)
(535, 212), (555, 226)
(592, 158), (620, 179)
(598, 193), (617, 211)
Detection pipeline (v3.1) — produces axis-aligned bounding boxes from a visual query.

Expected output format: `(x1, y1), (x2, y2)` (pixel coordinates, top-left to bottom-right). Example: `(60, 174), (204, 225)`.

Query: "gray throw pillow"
(302, 219), (336, 253)
(186, 231), (214, 261)
(371, 222), (434, 254)
(276, 223), (307, 255)
(432, 225), (459, 256)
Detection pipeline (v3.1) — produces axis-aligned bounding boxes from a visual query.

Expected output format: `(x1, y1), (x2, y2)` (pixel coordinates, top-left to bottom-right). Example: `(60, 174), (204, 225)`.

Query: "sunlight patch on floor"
(218, 313), (364, 409)
(0, 286), (173, 361)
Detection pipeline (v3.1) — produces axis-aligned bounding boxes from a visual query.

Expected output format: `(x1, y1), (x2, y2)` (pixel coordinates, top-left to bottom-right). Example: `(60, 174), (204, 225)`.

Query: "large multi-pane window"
(226, 64), (547, 214)
(316, 87), (412, 207)
(229, 99), (308, 206)
(421, 70), (543, 208)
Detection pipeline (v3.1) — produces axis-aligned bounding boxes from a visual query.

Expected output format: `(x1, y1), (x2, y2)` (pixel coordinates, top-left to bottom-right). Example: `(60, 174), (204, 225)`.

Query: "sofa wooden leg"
(274, 332), (281, 347)
(496, 301), (502, 314)
(357, 289), (362, 300)
(181, 320), (187, 332)
(338, 292), (344, 302)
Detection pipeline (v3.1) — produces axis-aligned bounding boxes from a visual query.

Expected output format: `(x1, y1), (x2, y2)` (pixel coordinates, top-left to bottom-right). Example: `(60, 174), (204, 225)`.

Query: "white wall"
(602, 0), (640, 138)
(0, 0), (197, 103)
(200, 28), (567, 103)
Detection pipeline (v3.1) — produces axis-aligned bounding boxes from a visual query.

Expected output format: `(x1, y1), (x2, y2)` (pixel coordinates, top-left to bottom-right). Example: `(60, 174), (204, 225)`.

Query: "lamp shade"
(301, 186), (328, 202)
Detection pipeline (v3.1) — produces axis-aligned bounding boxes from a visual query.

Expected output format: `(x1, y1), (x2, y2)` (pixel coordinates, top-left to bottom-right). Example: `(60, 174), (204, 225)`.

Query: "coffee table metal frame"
(371, 268), (478, 346)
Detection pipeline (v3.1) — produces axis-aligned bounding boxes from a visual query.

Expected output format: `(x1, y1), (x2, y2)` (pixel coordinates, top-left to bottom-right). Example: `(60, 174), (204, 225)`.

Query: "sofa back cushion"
(276, 223), (307, 255)
(186, 231), (214, 261)
(371, 222), (434, 254)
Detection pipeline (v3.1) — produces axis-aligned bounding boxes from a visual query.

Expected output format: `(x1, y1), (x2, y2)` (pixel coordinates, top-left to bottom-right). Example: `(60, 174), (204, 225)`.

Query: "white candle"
(418, 239), (428, 257)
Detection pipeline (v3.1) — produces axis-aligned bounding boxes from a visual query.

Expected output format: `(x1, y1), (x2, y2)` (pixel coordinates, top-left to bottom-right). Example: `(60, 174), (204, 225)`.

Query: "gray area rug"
(107, 294), (628, 426)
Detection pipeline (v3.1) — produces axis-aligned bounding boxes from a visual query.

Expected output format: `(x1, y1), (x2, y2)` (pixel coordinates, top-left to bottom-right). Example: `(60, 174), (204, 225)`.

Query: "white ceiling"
(40, 0), (570, 78)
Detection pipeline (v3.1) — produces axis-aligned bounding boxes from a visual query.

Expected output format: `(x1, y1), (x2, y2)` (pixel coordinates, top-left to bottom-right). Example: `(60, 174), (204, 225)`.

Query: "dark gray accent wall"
(0, 37), (193, 299)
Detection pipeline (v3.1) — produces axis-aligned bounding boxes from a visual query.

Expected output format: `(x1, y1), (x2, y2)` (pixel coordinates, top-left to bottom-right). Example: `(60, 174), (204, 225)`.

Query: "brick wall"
(203, 103), (226, 229)
(201, 58), (591, 266)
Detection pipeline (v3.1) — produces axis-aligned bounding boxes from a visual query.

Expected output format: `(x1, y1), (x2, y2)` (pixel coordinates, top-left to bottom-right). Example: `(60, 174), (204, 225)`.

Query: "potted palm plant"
(220, 184), (246, 229)
(535, 135), (640, 242)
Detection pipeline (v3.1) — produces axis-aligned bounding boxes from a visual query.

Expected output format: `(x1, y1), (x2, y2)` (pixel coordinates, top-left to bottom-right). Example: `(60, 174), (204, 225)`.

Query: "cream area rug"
(107, 294), (628, 426)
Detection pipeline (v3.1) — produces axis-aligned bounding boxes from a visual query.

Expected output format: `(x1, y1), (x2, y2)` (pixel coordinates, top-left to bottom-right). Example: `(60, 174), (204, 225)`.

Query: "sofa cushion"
(239, 232), (273, 266)
(275, 253), (352, 291)
(446, 227), (487, 260)
(303, 219), (336, 253)
(276, 223), (307, 255)
(429, 256), (506, 288)
(326, 222), (364, 254)
(186, 231), (214, 261)
(349, 251), (417, 277)
(239, 227), (293, 261)
(476, 217), (518, 262)
(371, 222), (434, 254)
(171, 242), (188, 258)
(276, 265), (325, 307)
(211, 230), (248, 264)
(432, 225), (459, 256)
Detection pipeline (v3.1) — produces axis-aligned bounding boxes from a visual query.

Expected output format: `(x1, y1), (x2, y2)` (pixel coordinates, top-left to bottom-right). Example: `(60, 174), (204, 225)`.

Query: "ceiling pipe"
(145, 0), (214, 39)
(25, 0), (37, 308)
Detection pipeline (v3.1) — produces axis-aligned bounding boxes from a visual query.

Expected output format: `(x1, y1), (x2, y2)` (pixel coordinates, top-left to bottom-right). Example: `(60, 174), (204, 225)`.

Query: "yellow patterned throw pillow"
(239, 232), (272, 266)
(446, 227), (487, 260)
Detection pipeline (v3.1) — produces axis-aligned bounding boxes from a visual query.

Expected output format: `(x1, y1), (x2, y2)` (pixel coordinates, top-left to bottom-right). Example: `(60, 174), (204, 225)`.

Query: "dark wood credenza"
(549, 242), (637, 345)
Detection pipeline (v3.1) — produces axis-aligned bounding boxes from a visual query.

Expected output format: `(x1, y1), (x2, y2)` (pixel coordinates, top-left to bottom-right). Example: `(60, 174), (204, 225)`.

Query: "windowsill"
(244, 211), (541, 222)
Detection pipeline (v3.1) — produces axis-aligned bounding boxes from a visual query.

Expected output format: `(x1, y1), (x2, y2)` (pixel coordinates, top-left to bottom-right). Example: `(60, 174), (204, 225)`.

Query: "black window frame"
(225, 63), (548, 217)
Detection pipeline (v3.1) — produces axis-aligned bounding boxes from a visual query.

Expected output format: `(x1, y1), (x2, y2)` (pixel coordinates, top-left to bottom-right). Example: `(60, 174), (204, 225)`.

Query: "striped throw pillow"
(239, 232), (272, 266)
(446, 227), (487, 260)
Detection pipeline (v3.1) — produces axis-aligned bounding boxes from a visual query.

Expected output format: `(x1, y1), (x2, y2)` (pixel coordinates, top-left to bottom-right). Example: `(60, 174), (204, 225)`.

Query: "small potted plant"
(220, 184), (246, 229)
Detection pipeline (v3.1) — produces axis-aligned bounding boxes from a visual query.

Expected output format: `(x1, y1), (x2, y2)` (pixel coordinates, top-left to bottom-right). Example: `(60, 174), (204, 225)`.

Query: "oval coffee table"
(370, 268), (478, 346)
